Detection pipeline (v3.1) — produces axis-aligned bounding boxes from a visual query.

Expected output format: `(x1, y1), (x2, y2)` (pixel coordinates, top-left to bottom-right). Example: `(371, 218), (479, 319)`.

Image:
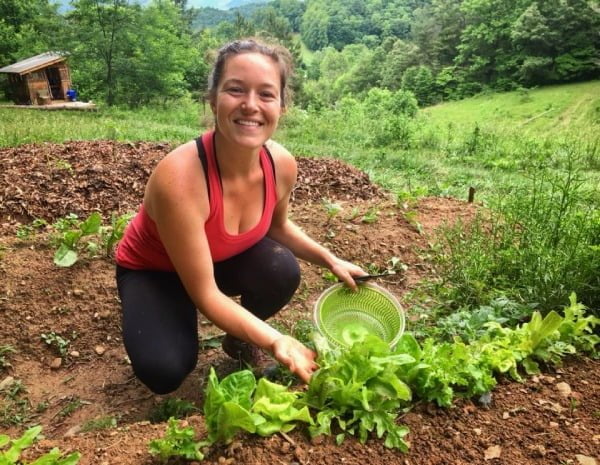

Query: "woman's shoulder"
(265, 139), (297, 185)
(265, 139), (296, 168)
(145, 140), (208, 213)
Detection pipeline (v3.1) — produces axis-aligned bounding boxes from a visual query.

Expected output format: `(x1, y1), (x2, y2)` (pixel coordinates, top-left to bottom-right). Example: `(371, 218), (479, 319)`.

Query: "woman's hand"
(270, 335), (318, 383)
(329, 257), (368, 291)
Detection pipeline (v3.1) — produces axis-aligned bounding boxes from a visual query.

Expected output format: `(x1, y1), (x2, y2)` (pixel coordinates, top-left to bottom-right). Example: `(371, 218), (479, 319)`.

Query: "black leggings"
(116, 237), (300, 394)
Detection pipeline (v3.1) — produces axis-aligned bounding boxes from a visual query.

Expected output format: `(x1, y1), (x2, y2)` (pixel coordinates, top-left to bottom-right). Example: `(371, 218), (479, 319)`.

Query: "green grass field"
(1, 80), (599, 201)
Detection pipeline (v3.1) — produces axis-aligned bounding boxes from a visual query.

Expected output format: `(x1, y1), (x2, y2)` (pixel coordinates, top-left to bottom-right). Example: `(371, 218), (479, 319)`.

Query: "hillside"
(422, 80), (600, 136)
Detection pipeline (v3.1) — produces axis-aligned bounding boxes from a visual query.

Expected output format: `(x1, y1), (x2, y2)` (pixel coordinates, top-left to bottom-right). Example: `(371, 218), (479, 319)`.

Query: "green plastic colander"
(313, 282), (405, 348)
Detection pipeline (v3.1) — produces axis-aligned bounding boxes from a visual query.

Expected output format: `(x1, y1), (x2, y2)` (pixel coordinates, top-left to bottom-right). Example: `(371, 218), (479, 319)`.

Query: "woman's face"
(211, 52), (283, 150)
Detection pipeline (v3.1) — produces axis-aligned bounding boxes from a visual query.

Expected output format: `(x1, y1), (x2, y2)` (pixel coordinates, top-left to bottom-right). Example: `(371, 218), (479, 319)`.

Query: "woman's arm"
(266, 141), (366, 289)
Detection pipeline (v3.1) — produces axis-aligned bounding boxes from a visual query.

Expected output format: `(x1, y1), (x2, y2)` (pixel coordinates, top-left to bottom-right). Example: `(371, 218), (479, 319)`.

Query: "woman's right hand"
(270, 335), (318, 383)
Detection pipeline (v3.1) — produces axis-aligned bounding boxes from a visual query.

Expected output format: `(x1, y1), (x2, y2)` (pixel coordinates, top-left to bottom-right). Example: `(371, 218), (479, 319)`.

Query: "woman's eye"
(227, 87), (243, 94)
(260, 92), (276, 99)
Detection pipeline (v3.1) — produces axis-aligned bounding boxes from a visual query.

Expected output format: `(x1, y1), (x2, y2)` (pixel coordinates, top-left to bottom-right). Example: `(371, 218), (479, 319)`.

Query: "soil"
(0, 140), (598, 465)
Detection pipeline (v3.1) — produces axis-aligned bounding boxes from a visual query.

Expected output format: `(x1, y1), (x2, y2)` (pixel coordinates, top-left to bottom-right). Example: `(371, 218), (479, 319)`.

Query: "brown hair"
(207, 38), (293, 108)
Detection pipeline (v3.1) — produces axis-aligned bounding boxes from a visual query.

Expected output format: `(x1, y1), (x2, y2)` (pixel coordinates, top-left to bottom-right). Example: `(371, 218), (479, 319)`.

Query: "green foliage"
(148, 300), (597, 455)
(305, 334), (411, 450)
(50, 211), (133, 267)
(149, 398), (199, 424)
(148, 417), (205, 462)
(0, 346), (16, 371)
(80, 416), (117, 433)
(430, 157), (600, 312)
(321, 198), (342, 220)
(0, 379), (30, 427)
(0, 425), (80, 465)
(40, 332), (72, 358)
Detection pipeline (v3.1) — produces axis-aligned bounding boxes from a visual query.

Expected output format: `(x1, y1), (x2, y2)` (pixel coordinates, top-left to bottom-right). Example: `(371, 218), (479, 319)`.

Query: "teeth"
(237, 120), (260, 126)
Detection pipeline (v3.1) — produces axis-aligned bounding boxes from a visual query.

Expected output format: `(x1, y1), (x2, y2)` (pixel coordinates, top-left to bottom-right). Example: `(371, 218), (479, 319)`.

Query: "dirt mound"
(0, 141), (384, 230)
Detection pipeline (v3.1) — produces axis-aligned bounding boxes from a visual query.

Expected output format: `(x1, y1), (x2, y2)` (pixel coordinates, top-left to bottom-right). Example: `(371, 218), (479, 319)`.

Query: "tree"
(300, 4), (329, 50)
(118, 1), (194, 106)
(67, 0), (136, 105)
(401, 65), (436, 106)
(380, 39), (421, 90)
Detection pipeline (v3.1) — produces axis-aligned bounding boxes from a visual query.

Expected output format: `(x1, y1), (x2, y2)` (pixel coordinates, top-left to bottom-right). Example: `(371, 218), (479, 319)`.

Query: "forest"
(1, 0), (599, 108)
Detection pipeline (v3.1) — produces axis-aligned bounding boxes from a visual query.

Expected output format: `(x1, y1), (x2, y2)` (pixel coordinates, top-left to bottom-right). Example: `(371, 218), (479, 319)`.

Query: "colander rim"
(313, 282), (406, 348)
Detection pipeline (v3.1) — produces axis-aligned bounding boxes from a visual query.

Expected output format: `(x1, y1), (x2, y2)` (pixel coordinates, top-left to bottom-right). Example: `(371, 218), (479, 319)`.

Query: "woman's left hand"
(329, 257), (368, 291)
(270, 335), (318, 383)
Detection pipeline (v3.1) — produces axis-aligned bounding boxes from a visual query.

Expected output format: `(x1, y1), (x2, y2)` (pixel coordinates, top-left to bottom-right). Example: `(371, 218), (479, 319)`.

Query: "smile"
(235, 119), (262, 127)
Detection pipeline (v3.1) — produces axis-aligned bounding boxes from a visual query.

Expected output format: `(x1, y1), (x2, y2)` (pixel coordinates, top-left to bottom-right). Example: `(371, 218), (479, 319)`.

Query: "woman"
(115, 38), (366, 395)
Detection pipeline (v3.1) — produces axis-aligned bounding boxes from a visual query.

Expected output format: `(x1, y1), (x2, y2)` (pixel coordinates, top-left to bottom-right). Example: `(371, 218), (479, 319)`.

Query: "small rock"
(50, 357), (62, 369)
(528, 444), (546, 457)
(473, 428), (482, 435)
(576, 455), (597, 465)
(311, 435), (324, 445)
(549, 422), (559, 428)
(64, 424), (81, 437)
(0, 376), (15, 391)
(73, 288), (84, 297)
(95, 345), (106, 356)
(484, 445), (502, 460)
(556, 382), (572, 397)
(502, 411), (510, 419)
(281, 442), (291, 453)
(70, 350), (80, 358)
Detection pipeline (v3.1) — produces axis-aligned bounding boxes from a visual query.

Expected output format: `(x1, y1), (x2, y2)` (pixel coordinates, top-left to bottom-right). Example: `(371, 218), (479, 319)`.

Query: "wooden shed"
(0, 52), (72, 105)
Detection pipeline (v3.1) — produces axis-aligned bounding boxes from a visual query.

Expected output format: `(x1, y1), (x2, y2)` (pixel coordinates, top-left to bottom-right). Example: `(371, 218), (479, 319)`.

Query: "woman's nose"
(241, 92), (259, 111)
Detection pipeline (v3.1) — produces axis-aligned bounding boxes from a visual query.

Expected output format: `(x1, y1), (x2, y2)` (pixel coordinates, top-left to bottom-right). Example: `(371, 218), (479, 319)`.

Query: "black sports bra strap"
(195, 137), (210, 200)
(263, 144), (277, 185)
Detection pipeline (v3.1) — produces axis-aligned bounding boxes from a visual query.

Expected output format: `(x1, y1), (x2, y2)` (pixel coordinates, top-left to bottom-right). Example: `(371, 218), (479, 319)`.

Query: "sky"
(51, 1), (258, 12)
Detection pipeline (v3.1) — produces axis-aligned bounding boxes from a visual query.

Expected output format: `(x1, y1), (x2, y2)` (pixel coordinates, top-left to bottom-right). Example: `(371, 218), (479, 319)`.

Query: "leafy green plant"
(81, 416), (118, 433)
(15, 219), (47, 241)
(40, 332), (72, 358)
(321, 198), (343, 221)
(52, 211), (133, 267)
(305, 334), (412, 450)
(149, 418), (205, 462)
(0, 425), (80, 464)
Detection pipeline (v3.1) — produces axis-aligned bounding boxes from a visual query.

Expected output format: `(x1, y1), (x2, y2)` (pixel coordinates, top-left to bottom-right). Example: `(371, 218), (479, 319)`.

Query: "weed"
(57, 397), (84, 419)
(321, 198), (342, 222)
(0, 380), (30, 427)
(149, 398), (199, 424)
(361, 208), (379, 224)
(15, 218), (47, 241)
(0, 345), (15, 370)
(41, 332), (72, 357)
(292, 319), (317, 347)
(81, 415), (118, 432)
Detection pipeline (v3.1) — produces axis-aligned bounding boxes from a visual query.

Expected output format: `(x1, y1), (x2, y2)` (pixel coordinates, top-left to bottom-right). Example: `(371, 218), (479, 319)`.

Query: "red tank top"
(115, 131), (278, 270)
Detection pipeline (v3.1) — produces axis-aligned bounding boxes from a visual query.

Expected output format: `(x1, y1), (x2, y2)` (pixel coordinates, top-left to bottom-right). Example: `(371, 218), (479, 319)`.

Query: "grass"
(2, 82), (598, 203)
(421, 80), (600, 136)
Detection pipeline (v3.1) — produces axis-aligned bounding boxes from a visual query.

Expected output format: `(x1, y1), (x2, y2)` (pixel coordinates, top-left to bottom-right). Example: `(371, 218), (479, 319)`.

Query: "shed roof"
(0, 52), (68, 75)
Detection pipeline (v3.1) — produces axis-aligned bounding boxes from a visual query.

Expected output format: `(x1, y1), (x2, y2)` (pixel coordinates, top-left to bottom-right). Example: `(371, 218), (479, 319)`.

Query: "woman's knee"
(259, 242), (301, 296)
(131, 355), (196, 394)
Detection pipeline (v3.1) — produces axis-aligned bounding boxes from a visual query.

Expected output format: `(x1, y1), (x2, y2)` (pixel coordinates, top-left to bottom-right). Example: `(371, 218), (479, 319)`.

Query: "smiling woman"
(113, 38), (368, 395)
